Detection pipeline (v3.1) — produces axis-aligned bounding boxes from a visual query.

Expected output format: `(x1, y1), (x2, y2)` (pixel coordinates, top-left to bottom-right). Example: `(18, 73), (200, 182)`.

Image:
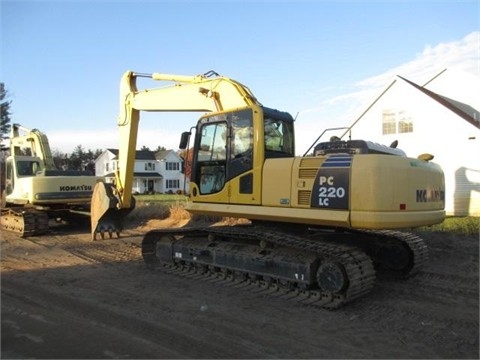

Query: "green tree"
(68, 145), (84, 170)
(66, 145), (102, 171)
(140, 145), (166, 152)
(51, 148), (68, 170)
(140, 145), (167, 152)
(0, 82), (12, 149)
(83, 148), (102, 172)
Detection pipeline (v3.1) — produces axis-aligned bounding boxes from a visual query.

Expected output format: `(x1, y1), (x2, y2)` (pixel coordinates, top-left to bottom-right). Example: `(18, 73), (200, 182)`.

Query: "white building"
(94, 149), (187, 194)
(346, 69), (480, 216)
(154, 149), (188, 194)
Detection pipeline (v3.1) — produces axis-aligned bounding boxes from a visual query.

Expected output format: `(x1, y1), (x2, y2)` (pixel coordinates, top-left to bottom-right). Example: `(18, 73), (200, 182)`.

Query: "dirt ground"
(1, 218), (479, 359)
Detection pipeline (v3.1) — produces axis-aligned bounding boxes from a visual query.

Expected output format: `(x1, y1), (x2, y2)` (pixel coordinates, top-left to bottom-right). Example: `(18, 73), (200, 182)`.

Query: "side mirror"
(179, 131), (191, 150)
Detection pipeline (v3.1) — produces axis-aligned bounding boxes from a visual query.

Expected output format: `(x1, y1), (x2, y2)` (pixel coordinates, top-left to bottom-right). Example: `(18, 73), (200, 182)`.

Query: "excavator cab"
(15, 158), (42, 177)
(185, 106), (294, 205)
(4, 156), (42, 198)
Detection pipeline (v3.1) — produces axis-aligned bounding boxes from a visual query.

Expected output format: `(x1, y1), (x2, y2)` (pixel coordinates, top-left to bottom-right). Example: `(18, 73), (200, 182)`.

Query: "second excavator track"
(142, 225), (377, 309)
(1, 208), (49, 237)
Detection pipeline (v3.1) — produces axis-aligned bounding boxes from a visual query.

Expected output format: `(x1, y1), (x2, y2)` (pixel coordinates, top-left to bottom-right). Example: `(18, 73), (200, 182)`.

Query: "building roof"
(155, 149), (172, 160)
(398, 75), (480, 129)
(107, 149), (160, 161)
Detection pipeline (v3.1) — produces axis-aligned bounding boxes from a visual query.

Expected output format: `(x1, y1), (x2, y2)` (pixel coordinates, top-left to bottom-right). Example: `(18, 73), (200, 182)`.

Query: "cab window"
(196, 122), (227, 194)
(264, 117), (294, 158)
(16, 160), (40, 176)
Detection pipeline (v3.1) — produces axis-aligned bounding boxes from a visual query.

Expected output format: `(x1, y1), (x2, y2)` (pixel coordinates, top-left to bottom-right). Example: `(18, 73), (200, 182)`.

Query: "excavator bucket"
(90, 181), (135, 240)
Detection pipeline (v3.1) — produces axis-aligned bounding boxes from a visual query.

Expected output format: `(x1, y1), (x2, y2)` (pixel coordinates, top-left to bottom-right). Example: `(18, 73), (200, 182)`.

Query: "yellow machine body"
(5, 155), (96, 206)
(187, 153), (445, 229)
(184, 106), (444, 230)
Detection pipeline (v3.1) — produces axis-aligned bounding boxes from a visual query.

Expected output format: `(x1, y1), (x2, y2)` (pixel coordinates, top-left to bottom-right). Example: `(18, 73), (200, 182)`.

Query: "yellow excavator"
(1, 124), (100, 236)
(91, 70), (445, 308)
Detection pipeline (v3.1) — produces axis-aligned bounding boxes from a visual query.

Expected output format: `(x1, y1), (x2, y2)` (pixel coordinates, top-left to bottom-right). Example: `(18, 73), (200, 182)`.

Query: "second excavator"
(91, 70), (445, 308)
(1, 124), (99, 236)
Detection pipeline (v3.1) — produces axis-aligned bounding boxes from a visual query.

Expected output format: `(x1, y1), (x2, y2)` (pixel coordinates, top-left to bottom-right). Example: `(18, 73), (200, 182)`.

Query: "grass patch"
(133, 193), (188, 206)
(417, 216), (479, 236)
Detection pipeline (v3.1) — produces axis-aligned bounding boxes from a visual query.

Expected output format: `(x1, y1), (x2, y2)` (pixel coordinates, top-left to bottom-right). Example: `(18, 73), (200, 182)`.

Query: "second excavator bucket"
(90, 181), (135, 240)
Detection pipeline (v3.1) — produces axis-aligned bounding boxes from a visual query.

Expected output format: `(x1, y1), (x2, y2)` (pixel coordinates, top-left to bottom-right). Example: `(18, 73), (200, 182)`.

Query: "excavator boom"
(91, 70), (263, 238)
(10, 123), (56, 171)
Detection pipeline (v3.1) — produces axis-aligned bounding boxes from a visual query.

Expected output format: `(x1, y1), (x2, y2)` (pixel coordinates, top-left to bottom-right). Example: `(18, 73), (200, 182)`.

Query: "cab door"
(193, 120), (229, 201)
(225, 109), (255, 204)
(190, 108), (259, 205)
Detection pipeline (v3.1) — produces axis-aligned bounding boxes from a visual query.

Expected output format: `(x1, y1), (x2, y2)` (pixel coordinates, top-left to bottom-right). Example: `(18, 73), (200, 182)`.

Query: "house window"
(145, 162), (155, 171)
(382, 109), (413, 135)
(105, 163), (109, 172)
(382, 110), (397, 134)
(166, 179), (180, 189)
(398, 111), (414, 133)
(166, 162), (180, 171)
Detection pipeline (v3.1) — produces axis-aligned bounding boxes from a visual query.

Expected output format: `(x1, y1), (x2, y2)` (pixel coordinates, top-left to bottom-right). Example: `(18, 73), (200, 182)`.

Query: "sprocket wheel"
(316, 261), (349, 293)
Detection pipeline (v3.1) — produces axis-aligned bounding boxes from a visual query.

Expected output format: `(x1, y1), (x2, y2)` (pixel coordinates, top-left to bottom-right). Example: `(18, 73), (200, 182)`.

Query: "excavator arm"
(10, 124), (56, 171)
(91, 70), (262, 239)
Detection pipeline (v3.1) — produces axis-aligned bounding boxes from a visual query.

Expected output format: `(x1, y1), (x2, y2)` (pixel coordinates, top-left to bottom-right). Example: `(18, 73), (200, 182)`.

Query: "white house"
(94, 149), (186, 194)
(346, 69), (480, 216)
(154, 149), (188, 194)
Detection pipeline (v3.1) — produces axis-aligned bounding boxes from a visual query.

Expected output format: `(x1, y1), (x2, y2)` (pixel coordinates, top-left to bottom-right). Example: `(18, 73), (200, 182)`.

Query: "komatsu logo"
(416, 189), (445, 202)
(60, 185), (92, 191)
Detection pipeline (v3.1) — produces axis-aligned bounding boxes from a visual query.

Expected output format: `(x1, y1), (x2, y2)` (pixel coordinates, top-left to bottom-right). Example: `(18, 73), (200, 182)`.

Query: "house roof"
(155, 149), (173, 160)
(398, 75), (480, 129)
(107, 149), (161, 160)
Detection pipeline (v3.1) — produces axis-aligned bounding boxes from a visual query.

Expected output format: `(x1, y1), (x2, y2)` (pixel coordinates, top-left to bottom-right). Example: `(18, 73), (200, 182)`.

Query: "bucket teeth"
(90, 182), (136, 241)
(93, 224), (122, 241)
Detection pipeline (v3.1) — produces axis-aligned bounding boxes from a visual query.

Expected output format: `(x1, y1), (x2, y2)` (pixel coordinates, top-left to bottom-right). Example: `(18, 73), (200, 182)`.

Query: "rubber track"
(142, 225), (376, 309)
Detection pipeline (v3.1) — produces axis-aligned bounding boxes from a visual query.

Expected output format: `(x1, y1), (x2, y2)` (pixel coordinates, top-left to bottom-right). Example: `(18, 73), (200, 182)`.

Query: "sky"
(1, 0), (479, 156)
